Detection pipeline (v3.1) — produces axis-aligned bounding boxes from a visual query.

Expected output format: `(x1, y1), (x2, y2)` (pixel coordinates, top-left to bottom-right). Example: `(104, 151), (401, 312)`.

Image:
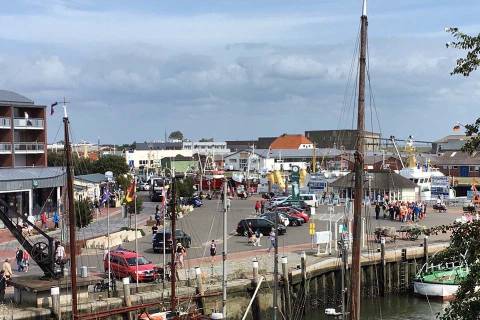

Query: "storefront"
(0, 167), (66, 228)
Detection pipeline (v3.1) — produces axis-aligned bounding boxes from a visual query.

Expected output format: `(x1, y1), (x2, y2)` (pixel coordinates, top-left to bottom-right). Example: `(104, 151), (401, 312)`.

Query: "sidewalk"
(0, 206), (124, 261)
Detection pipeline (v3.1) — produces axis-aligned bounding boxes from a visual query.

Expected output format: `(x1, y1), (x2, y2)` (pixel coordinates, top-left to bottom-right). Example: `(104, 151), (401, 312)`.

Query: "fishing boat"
(413, 262), (469, 300)
(398, 136), (455, 201)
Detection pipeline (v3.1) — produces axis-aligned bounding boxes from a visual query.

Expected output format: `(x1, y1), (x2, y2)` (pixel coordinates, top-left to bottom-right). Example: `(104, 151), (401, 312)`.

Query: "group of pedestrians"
(243, 222), (276, 253)
(14, 247), (30, 273)
(376, 201), (428, 222)
(254, 200), (266, 214)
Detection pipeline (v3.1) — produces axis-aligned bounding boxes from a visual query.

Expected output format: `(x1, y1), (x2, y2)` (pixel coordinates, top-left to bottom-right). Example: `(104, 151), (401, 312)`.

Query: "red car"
(275, 206), (309, 222)
(104, 249), (159, 282)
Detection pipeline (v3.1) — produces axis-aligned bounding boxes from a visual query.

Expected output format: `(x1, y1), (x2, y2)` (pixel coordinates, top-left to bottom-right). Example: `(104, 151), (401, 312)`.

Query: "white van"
(299, 194), (319, 208)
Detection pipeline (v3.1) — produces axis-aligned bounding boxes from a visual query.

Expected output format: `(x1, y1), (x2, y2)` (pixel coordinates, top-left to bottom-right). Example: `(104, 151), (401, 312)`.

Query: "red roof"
(270, 134), (313, 149)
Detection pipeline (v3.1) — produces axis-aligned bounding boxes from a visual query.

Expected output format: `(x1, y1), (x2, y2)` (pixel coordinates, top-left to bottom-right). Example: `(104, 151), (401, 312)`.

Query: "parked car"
(275, 207), (310, 222)
(275, 206), (309, 222)
(104, 249), (159, 282)
(300, 194), (319, 208)
(236, 218), (287, 236)
(269, 196), (291, 207)
(152, 229), (192, 253)
(259, 212), (290, 226)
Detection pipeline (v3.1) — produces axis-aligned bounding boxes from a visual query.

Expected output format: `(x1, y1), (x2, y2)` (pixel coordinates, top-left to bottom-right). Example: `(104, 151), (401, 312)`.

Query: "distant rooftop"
(0, 90), (34, 105)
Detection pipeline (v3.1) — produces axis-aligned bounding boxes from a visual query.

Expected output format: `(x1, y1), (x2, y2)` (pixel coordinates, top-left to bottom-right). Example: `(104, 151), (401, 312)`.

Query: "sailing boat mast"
(63, 105), (79, 320)
(349, 0), (367, 319)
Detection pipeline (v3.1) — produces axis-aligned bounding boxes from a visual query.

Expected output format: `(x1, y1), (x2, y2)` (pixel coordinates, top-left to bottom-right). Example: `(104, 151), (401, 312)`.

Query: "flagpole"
(162, 187), (166, 292)
(134, 177), (139, 291)
(107, 182), (111, 297)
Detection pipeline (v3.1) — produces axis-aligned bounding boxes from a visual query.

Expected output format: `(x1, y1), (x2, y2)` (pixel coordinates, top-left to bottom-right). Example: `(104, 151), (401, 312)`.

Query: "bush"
(75, 199), (94, 228)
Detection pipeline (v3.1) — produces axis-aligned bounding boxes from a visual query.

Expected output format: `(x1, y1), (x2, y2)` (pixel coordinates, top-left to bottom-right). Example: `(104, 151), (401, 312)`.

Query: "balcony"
(0, 118), (11, 129)
(14, 142), (45, 154)
(14, 118), (44, 129)
(0, 143), (12, 154)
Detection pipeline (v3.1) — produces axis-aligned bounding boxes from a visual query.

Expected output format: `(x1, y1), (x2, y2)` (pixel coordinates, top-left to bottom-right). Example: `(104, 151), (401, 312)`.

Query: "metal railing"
(0, 143), (12, 152)
(14, 142), (45, 152)
(0, 118), (11, 128)
(13, 118), (44, 128)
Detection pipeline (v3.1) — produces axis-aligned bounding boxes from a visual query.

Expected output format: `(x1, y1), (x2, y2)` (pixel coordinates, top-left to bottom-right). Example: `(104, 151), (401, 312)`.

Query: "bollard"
(51, 287), (61, 320)
(122, 277), (133, 320)
(251, 259), (261, 320)
(80, 266), (88, 278)
(300, 251), (308, 315)
(195, 267), (206, 313)
(424, 236), (429, 269)
(281, 256), (292, 320)
(380, 237), (386, 297)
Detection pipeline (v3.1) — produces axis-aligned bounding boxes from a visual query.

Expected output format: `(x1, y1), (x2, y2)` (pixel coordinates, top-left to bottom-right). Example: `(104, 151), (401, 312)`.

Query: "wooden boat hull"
(413, 281), (459, 300)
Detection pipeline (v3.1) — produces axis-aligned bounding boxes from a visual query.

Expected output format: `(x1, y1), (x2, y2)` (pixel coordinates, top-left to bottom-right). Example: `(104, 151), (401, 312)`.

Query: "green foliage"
(75, 199), (94, 228)
(48, 150), (95, 175)
(176, 177), (195, 198)
(427, 221), (480, 319)
(446, 27), (480, 154)
(199, 138), (214, 142)
(116, 174), (132, 192)
(48, 152), (129, 177)
(168, 130), (184, 141)
(94, 155), (129, 177)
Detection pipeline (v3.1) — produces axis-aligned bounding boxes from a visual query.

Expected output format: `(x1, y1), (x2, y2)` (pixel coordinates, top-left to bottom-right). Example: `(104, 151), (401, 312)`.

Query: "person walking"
(2, 259), (12, 280)
(0, 270), (6, 303)
(226, 197), (231, 211)
(175, 243), (186, 268)
(209, 240), (217, 263)
(375, 203), (381, 220)
(22, 250), (30, 273)
(15, 247), (23, 272)
(53, 210), (60, 229)
(267, 229), (276, 254)
(40, 211), (48, 230)
(155, 212), (161, 226)
(254, 201), (261, 214)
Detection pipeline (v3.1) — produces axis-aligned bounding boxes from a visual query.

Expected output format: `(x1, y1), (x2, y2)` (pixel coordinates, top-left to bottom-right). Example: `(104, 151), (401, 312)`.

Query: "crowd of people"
(375, 201), (428, 223)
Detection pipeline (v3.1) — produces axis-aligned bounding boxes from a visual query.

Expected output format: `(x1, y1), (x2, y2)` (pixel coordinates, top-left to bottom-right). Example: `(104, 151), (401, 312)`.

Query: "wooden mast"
(63, 105), (78, 319)
(349, 1), (367, 319)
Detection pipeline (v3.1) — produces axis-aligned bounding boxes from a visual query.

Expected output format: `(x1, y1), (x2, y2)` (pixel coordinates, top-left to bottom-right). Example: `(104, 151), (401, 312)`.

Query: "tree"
(446, 28), (480, 153)
(94, 155), (129, 177)
(168, 131), (184, 141)
(75, 199), (94, 228)
(176, 176), (195, 198)
(199, 138), (214, 142)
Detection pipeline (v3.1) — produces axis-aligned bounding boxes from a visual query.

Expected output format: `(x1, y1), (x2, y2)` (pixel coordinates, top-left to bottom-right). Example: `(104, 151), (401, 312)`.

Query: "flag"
(100, 189), (111, 206)
(50, 102), (58, 115)
(125, 180), (136, 203)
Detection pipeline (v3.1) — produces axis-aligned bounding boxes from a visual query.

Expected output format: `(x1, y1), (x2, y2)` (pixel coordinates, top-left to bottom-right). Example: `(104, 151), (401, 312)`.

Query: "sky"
(0, 0), (479, 144)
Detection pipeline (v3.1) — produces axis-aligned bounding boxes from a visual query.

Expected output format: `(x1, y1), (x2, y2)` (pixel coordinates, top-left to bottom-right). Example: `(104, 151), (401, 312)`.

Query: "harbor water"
(311, 295), (445, 320)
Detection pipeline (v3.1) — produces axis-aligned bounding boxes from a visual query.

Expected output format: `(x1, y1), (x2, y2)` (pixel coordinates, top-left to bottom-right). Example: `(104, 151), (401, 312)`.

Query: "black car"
(236, 218), (287, 236)
(152, 229), (192, 253)
(261, 212), (304, 227)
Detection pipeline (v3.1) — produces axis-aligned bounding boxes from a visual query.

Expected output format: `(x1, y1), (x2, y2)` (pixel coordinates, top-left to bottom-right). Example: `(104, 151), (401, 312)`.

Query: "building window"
(229, 159), (237, 163)
(452, 166), (458, 169)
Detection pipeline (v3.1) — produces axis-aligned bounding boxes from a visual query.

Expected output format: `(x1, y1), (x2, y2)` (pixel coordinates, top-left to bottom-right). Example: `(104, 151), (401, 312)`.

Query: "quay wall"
(8, 242), (448, 319)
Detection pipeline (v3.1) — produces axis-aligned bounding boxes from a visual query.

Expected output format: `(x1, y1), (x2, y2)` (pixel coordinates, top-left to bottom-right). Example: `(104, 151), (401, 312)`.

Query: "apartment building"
(0, 90), (65, 225)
